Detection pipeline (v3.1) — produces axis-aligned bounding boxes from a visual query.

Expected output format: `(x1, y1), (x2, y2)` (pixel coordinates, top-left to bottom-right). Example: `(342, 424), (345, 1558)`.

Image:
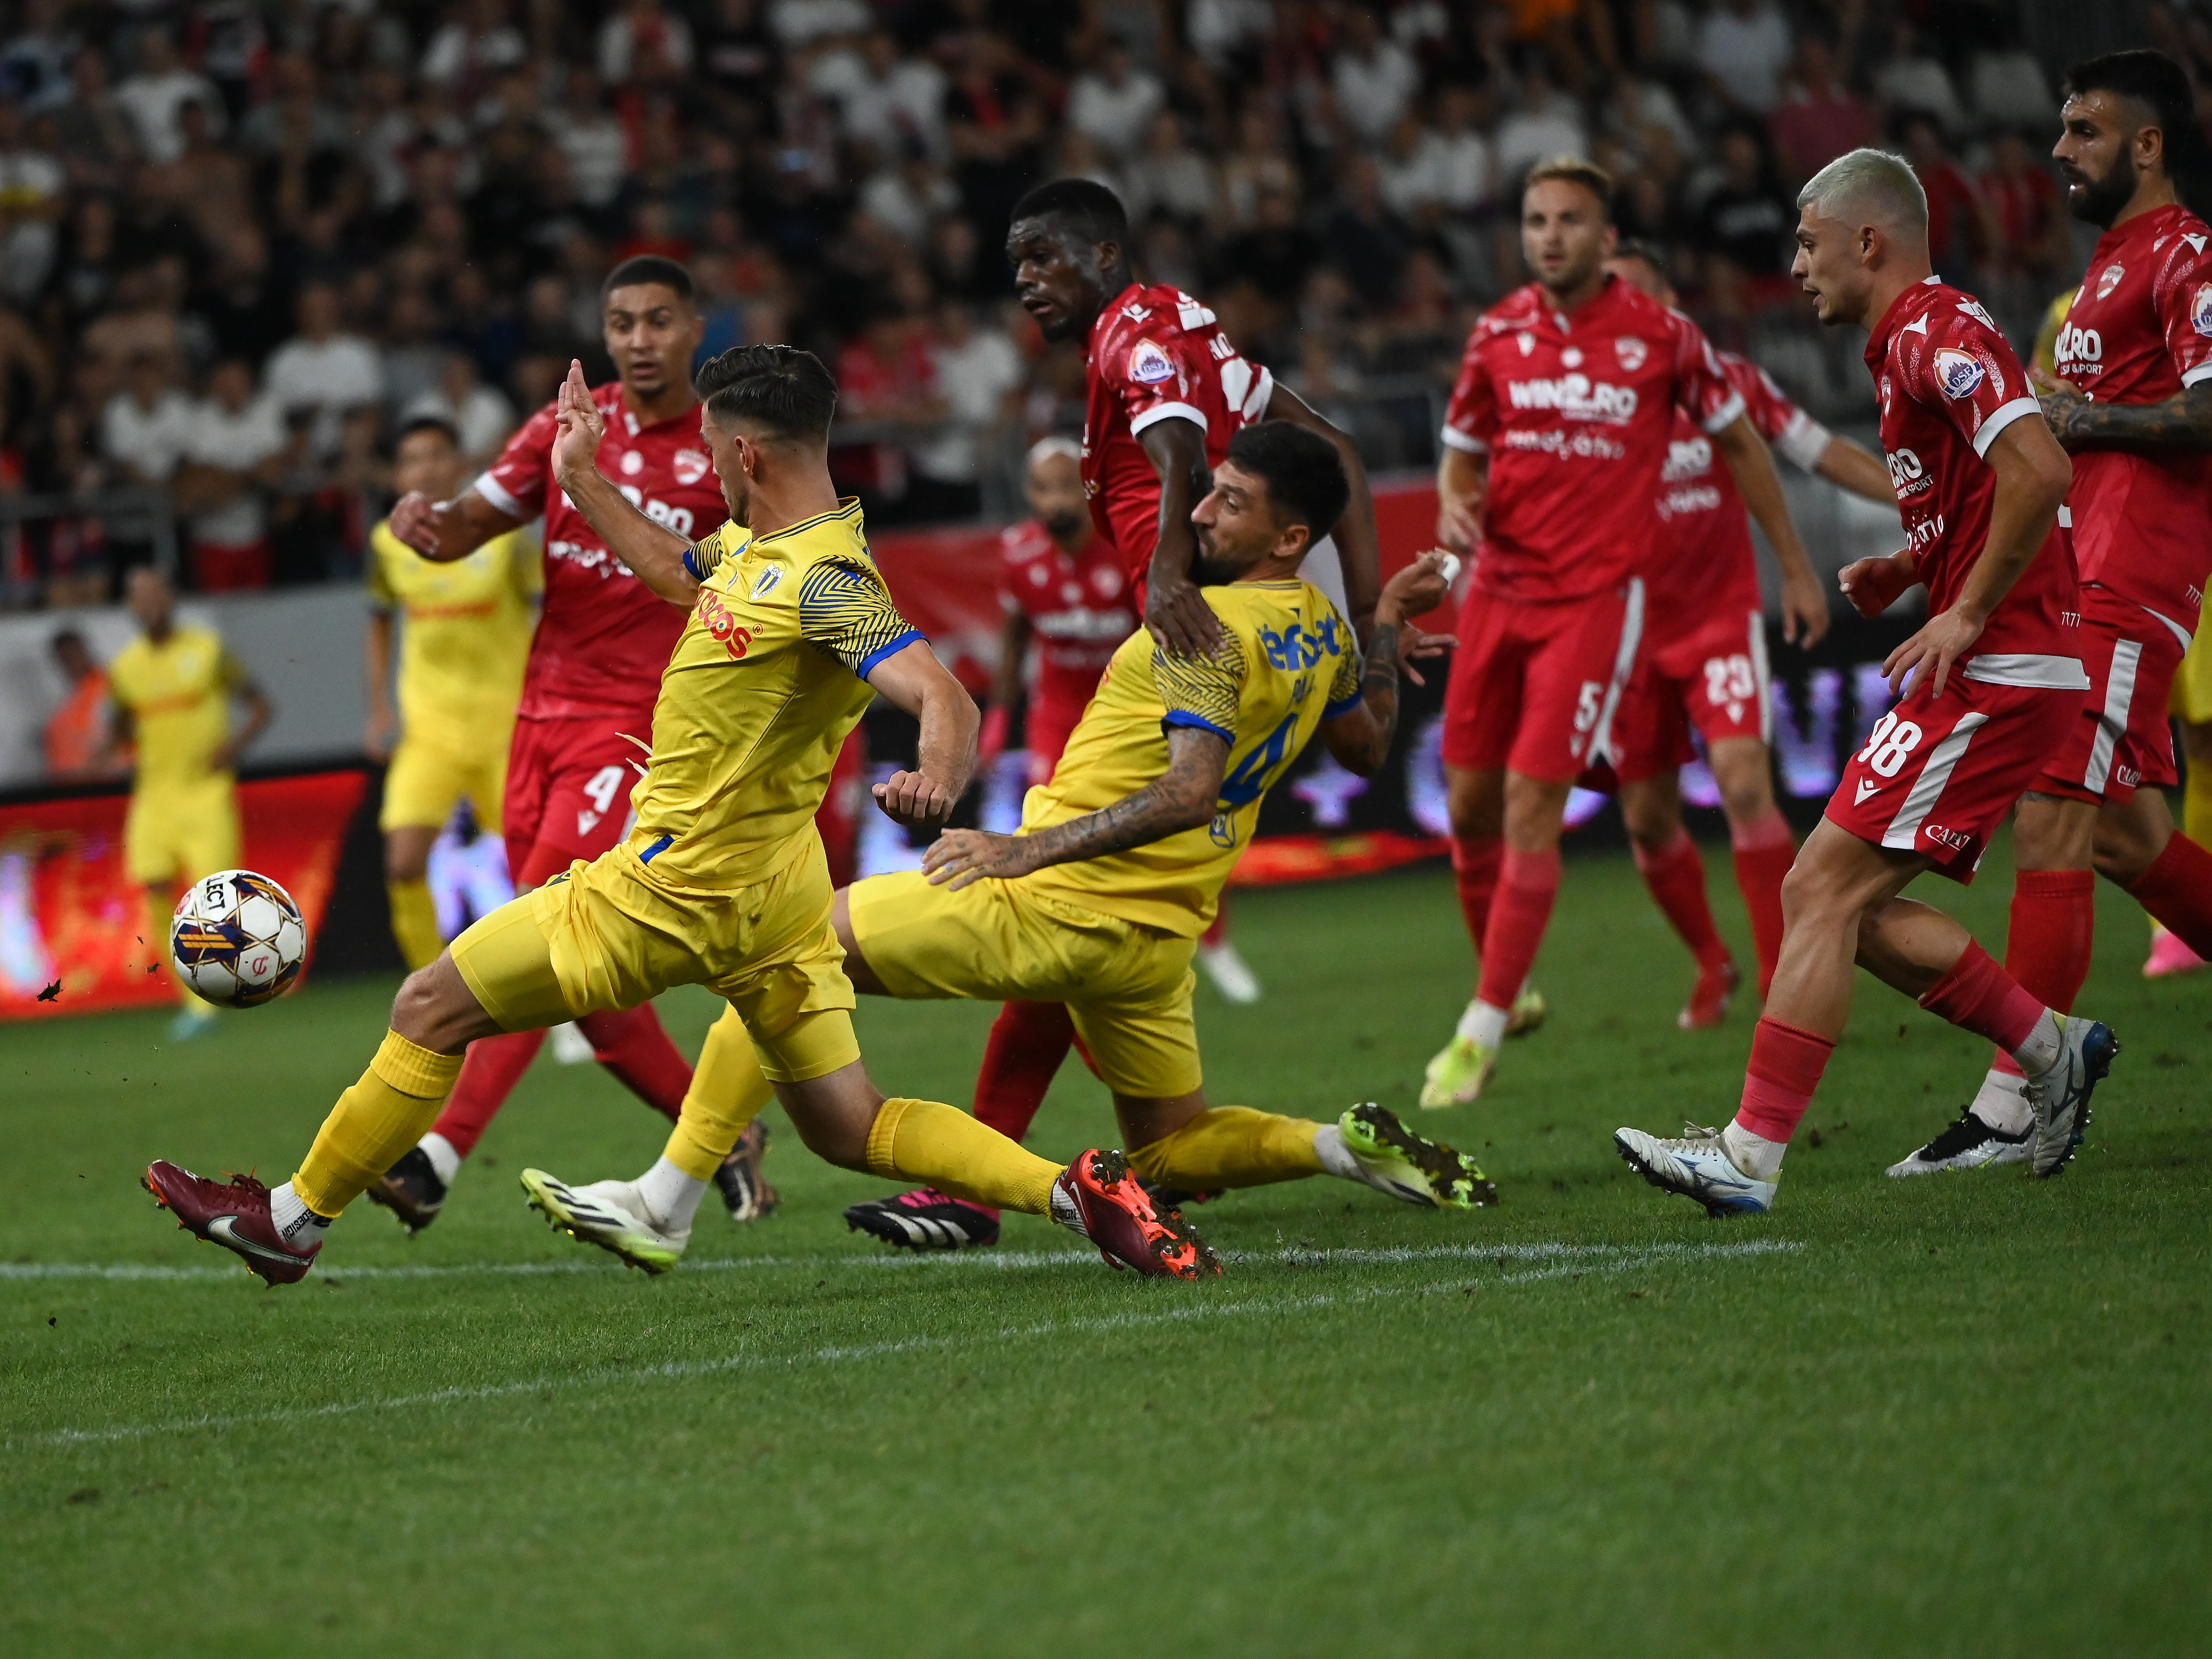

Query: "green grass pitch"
(4, 840), (2209, 1656)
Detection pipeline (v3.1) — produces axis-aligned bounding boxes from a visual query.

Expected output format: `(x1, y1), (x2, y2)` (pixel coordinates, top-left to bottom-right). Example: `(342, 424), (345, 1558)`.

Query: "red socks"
(1451, 835), (1503, 966)
(972, 1000), (1076, 1142)
(1475, 847), (1560, 1011)
(2123, 831), (2212, 959)
(1990, 868), (2096, 1078)
(1734, 1016), (1836, 1143)
(576, 1003), (691, 1120)
(1729, 809), (1795, 998)
(1920, 940), (2045, 1052)
(1634, 830), (1729, 973)
(431, 1028), (547, 1158)
(1201, 892), (1230, 947)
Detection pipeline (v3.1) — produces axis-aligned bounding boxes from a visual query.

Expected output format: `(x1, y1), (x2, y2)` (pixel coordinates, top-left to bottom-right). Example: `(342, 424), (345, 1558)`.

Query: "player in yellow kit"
(105, 565), (272, 1040)
(145, 345), (1219, 1286)
(364, 417), (541, 970)
(526, 421), (1494, 1271)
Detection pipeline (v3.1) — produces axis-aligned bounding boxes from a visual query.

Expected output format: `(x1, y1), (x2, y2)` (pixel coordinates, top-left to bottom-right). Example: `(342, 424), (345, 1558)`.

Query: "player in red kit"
(1602, 241), (1898, 1028)
(366, 257), (776, 1231)
(842, 178), (1392, 1250)
(1421, 157), (1821, 1107)
(1618, 148), (2120, 1215)
(1890, 52), (2212, 1176)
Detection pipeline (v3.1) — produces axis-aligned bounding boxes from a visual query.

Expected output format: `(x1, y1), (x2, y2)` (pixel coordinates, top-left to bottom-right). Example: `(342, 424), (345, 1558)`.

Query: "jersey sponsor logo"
(2193, 283), (2212, 339)
(1661, 436), (1713, 483)
(1933, 348), (1986, 400)
(1885, 448), (1926, 494)
(1504, 374), (1639, 419)
(749, 565), (784, 600)
(1129, 339), (1176, 385)
(1614, 336), (1647, 370)
(695, 588), (754, 660)
(1257, 614), (1344, 670)
(1658, 484), (1722, 519)
(612, 486), (695, 538)
(1922, 822), (1972, 852)
(2097, 262), (2125, 299)
(673, 448), (711, 485)
(2055, 321), (2103, 367)
(1904, 512), (1945, 551)
(1502, 427), (1627, 460)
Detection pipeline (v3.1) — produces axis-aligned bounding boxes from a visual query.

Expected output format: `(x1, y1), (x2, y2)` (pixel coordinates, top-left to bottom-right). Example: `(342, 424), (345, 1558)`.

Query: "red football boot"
(1678, 958), (1742, 1032)
(142, 1162), (320, 1285)
(1055, 1149), (1221, 1279)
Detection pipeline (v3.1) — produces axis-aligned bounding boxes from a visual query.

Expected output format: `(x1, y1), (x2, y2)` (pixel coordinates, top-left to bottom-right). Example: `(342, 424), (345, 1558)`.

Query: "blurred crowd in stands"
(0, 0), (2180, 607)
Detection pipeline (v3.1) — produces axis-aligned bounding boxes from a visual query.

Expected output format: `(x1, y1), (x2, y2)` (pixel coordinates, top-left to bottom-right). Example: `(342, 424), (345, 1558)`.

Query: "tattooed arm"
(1322, 551), (1454, 776)
(920, 724), (1228, 890)
(2034, 370), (2212, 451)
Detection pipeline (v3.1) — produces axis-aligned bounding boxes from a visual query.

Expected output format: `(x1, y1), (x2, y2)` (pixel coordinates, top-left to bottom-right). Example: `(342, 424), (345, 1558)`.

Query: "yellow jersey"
(109, 625), (248, 792)
(366, 520), (540, 743)
(2031, 287), (2075, 382)
(1020, 578), (1361, 936)
(628, 498), (921, 890)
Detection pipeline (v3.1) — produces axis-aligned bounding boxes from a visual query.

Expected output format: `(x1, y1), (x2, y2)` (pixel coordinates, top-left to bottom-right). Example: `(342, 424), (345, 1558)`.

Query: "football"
(169, 869), (308, 1009)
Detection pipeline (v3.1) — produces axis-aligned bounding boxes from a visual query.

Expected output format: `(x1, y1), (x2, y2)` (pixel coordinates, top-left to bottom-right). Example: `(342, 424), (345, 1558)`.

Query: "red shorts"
(1824, 675), (2092, 883)
(2035, 587), (2189, 804)
(1442, 584), (1641, 782)
(1025, 695), (1086, 787)
(502, 712), (650, 878)
(1612, 606), (1771, 784)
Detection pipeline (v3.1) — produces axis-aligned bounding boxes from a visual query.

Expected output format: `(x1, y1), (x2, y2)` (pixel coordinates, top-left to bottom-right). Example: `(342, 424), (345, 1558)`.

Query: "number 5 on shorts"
(1573, 681), (1604, 733)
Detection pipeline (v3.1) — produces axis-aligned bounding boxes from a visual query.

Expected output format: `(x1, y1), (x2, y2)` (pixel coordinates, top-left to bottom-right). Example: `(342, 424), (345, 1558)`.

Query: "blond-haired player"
(144, 345), (1219, 1285)
(365, 416), (540, 971)
(105, 566), (272, 1041)
(526, 420), (1492, 1270)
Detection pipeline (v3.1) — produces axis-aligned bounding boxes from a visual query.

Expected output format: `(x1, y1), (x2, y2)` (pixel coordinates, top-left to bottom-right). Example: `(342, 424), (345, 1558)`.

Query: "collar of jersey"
(1866, 277), (1942, 356)
(2098, 199), (2191, 256)
(745, 496), (865, 550)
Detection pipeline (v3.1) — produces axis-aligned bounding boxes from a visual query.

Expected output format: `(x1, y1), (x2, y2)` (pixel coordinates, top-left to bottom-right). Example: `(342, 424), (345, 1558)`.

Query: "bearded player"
(1889, 50), (2212, 1176)
(1420, 157), (1820, 1107)
(521, 421), (1490, 1269)
(364, 256), (774, 1234)
(884, 176), (1392, 1188)
(1617, 148), (2118, 1215)
(1601, 241), (1897, 1028)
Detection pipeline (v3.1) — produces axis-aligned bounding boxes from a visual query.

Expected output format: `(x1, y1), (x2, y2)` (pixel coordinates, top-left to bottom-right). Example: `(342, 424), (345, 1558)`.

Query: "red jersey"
(1442, 274), (1745, 603)
(1643, 352), (1833, 630)
(1082, 281), (1274, 579)
(997, 518), (1137, 712)
(475, 382), (727, 722)
(2051, 201), (2212, 637)
(1867, 277), (2083, 674)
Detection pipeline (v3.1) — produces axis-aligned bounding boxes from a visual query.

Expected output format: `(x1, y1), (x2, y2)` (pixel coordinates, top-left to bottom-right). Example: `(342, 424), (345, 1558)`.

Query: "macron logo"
(1855, 779), (1880, 805)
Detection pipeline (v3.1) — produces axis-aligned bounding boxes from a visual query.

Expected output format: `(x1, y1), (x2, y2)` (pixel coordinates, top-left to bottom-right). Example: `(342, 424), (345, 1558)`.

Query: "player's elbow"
(1323, 721), (1386, 778)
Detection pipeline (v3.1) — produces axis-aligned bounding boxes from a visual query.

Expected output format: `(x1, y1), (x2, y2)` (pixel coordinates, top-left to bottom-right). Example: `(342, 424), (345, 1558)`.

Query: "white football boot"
(519, 1169), (689, 1273)
(1614, 1122), (1777, 1216)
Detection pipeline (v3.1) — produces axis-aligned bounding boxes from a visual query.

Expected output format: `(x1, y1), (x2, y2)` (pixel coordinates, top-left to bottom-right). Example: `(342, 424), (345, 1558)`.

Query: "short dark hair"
(601, 254), (694, 304)
(1611, 237), (1670, 278)
(694, 344), (838, 443)
(1008, 177), (1130, 246)
(396, 414), (459, 450)
(2065, 50), (2194, 170)
(1222, 422), (1349, 541)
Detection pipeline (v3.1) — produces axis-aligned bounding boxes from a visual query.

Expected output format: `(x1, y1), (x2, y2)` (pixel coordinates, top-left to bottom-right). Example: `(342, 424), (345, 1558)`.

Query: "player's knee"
(2091, 811), (2166, 886)
(1444, 768), (1502, 840)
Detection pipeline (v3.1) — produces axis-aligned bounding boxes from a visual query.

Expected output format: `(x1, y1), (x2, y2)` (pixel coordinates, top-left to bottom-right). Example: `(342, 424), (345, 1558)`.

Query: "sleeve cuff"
(1700, 390), (1748, 435)
(1323, 691), (1365, 719)
(1774, 408), (1831, 472)
(855, 628), (924, 679)
(1161, 709), (1234, 745)
(681, 545), (705, 582)
(1972, 396), (2043, 458)
(1439, 426), (1488, 453)
(2183, 363), (2212, 388)
(472, 472), (528, 519)
(1242, 365), (1275, 420)
(1129, 402), (1208, 436)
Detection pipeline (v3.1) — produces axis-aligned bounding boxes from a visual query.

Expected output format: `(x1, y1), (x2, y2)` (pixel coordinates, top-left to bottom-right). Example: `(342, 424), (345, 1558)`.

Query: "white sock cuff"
(1456, 1000), (1510, 1049)
(635, 1155), (709, 1233)
(1311, 1123), (1362, 1182)
(419, 1131), (462, 1187)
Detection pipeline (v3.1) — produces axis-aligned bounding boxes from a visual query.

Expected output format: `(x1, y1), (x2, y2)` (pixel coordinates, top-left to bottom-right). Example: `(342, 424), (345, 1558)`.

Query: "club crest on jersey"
(1614, 336), (1647, 370)
(1129, 339), (1176, 385)
(1934, 348), (1986, 400)
(2193, 282), (2212, 338)
(2097, 262), (2125, 299)
(749, 565), (784, 600)
(673, 448), (711, 485)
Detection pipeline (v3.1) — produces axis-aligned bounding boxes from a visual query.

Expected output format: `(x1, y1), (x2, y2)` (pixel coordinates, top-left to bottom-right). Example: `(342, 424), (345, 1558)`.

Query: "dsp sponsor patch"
(1934, 348), (1986, 400)
(1129, 339), (1176, 385)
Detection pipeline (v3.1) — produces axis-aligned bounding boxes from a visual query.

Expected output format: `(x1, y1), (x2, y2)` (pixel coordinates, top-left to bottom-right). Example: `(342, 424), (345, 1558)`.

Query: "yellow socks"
(865, 1098), (1060, 1214)
(386, 877), (444, 971)
(1126, 1107), (1323, 1191)
(665, 1007), (777, 1180)
(292, 1031), (465, 1216)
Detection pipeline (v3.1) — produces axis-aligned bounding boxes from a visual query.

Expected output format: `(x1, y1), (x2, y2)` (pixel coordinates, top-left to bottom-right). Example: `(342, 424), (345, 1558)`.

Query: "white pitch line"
(19, 1240), (1798, 1450)
(0, 1238), (1801, 1284)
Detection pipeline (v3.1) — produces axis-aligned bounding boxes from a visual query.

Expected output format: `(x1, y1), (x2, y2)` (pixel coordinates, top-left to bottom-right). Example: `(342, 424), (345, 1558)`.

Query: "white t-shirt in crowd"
(183, 391), (288, 546)
(100, 388), (198, 484)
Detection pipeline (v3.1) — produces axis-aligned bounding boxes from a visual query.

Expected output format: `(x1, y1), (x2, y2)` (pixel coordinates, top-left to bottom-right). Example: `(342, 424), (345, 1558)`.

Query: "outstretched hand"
(549, 358), (605, 485)
(388, 491), (445, 555)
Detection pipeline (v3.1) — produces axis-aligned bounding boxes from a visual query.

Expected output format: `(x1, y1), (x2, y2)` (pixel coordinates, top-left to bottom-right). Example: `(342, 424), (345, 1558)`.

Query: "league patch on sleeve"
(1129, 339), (1177, 385)
(1934, 347), (1988, 400)
(2192, 282), (2212, 339)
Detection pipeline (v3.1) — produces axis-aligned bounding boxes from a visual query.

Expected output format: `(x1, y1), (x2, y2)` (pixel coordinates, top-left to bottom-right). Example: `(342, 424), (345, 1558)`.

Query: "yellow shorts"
(2171, 602), (2212, 726)
(449, 831), (858, 1082)
(846, 870), (1201, 1099)
(125, 777), (240, 887)
(380, 731), (508, 834)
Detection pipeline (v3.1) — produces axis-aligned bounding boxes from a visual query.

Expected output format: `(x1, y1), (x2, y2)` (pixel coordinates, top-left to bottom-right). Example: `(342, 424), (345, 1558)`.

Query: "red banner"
(0, 771), (366, 1020)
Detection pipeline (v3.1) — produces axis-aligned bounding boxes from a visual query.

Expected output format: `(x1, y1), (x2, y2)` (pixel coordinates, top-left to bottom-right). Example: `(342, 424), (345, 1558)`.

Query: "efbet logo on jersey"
(1257, 614), (1344, 671)
(2193, 282), (2212, 339)
(1934, 348), (1986, 401)
(1129, 339), (1177, 385)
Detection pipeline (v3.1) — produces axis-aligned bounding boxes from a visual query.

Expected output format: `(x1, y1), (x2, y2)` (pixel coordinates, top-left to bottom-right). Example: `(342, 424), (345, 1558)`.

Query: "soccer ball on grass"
(171, 869), (307, 1008)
